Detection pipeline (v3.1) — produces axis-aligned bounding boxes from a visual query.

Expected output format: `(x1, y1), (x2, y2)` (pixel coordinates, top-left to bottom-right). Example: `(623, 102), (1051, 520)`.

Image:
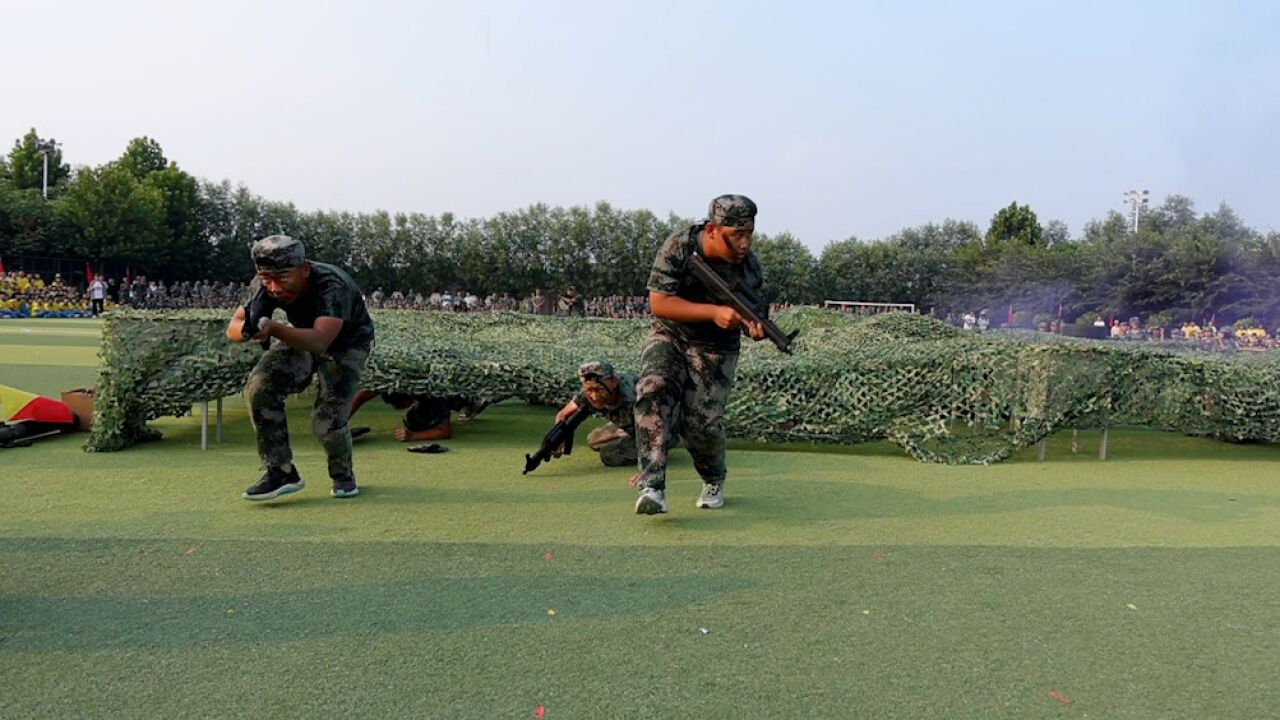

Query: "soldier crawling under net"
(348, 391), (488, 443)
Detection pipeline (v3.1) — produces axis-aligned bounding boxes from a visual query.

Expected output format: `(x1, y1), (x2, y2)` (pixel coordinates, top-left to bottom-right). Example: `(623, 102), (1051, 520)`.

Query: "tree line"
(3, 128), (1278, 327)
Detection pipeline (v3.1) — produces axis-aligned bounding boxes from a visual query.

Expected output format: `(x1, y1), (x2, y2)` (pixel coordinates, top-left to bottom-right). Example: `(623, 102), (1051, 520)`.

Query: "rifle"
(241, 285), (279, 350)
(523, 402), (593, 475)
(687, 253), (800, 354)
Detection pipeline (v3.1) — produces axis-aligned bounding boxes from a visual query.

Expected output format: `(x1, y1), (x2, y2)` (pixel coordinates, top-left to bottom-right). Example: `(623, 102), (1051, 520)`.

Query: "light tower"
(1123, 189), (1150, 232)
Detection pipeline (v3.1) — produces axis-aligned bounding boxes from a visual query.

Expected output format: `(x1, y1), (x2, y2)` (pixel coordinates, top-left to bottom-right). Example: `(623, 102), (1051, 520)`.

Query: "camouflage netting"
(86, 309), (1280, 464)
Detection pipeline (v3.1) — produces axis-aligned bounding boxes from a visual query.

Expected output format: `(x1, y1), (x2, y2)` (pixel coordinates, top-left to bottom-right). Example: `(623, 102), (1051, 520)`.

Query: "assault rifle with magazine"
(687, 253), (799, 354)
(522, 402), (593, 475)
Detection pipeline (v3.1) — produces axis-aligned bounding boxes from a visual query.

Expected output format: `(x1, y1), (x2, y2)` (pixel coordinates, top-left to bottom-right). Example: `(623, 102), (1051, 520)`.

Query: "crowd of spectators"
(365, 288), (521, 312)
(0, 271), (654, 321)
(941, 308), (1280, 353)
(114, 277), (250, 310)
(18, 267), (1272, 354)
(1, 271), (92, 318)
(10, 268), (1280, 355)
(583, 295), (649, 319)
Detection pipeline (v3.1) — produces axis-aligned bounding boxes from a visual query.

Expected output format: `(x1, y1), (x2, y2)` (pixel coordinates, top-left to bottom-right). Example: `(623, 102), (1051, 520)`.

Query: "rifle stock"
(687, 253), (799, 354)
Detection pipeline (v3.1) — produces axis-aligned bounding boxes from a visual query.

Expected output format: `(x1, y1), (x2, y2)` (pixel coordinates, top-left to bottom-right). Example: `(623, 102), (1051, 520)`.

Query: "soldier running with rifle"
(632, 194), (796, 514)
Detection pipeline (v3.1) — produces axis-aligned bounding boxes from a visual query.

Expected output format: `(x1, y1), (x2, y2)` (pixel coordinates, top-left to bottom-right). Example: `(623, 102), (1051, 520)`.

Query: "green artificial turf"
(0, 319), (102, 395)
(2, 323), (1279, 719)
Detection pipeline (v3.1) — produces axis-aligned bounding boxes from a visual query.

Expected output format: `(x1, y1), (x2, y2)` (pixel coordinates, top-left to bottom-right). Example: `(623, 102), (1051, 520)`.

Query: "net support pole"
(201, 401), (209, 450)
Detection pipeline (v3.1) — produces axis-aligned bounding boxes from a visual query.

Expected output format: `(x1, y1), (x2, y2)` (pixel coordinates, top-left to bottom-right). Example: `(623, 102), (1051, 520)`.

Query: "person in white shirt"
(88, 277), (107, 316)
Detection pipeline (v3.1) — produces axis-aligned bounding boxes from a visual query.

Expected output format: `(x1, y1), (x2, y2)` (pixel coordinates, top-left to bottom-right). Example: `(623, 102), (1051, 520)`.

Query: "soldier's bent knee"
(635, 375), (668, 400)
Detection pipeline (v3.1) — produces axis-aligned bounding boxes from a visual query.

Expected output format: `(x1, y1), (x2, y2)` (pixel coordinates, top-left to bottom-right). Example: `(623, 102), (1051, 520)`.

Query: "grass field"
(2, 318), (1279, 719)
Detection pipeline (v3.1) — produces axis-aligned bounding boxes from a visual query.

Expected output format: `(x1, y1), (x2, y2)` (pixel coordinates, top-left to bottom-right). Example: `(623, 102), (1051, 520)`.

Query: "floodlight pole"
(36, 139), (58, 199)
(1124, 189), (1150, 232)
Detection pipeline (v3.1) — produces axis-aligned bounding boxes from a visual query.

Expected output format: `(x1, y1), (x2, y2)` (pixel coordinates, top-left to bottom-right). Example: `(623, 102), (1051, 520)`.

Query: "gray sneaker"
(635, 487), (668, 515)
(331, 477), (360, 498)
(696, 482), (724, 509)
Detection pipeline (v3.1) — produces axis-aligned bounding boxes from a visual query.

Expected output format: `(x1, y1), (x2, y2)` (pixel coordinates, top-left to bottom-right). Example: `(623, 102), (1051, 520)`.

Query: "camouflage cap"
(578, 359), (616, 383)
(707, 194), (758, 229)
(251, 235), (306, 271)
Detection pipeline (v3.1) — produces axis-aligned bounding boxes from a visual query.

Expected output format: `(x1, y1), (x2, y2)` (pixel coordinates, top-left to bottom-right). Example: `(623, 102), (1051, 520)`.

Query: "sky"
(4, 0), (1277, 250)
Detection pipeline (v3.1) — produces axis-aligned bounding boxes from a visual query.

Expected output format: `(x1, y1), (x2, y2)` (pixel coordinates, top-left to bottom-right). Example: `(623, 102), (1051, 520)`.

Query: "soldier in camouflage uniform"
(552, 360), (642, 467)
(632, 195), (768, 515)
(225, 235), (376, 501)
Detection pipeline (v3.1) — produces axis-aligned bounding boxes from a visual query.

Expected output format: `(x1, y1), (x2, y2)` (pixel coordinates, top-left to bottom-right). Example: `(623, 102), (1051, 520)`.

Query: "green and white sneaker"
(696, 482), (724, 509)
(635, 487), (668, 515)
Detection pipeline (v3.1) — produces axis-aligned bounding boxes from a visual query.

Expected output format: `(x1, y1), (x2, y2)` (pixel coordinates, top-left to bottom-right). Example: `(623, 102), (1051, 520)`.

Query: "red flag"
(1008, 306), (1014, 324)
(85, 262), (95, 283)
(0, 257), (5, 274)
(1, 384), (74, 424)
(126, 266), (133, 283)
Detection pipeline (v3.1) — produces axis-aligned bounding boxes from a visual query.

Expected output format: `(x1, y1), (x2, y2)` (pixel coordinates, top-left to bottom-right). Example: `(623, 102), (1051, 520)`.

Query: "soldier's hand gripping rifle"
(687, 253), (800, 354)
(241, 285), (279, 350)
(523, 402), (593, 475)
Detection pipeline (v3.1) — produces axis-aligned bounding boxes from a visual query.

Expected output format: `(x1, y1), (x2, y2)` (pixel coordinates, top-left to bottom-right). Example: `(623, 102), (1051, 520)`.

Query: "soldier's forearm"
(271, 325), (331, 354)
(649, 292), (720, 324)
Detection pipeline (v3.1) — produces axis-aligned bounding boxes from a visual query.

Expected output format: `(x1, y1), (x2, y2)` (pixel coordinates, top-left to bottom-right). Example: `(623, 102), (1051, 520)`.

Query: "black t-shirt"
(244, 262), (374, 353)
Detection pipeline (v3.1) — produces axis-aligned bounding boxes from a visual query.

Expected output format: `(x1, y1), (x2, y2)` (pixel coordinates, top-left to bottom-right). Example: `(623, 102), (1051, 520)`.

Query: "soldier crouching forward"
(632, 194), (769, 515)
(553, 360), (657, 467)
(225, 235), (375, 501)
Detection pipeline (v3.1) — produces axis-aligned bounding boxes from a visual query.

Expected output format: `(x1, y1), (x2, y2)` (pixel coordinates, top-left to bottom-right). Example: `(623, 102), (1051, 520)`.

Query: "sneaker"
(243, 466), (303, 501)
(696, 482), (724, 509)
(635, 487), (668, 515)
(331, 477), (360, 498)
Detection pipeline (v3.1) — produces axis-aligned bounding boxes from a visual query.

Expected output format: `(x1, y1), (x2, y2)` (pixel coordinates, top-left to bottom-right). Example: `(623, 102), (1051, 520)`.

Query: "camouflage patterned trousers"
(633, 328), (738, 490)
(588, 424), (638, 467)
(244, 343), (369, 482)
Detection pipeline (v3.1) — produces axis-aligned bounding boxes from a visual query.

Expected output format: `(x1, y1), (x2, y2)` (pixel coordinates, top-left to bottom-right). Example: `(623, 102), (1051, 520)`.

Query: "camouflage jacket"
(645, 223), (766, 351)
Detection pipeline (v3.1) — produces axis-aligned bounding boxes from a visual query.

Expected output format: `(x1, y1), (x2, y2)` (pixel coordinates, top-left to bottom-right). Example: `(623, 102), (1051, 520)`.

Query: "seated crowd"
(0, 271), (92, 318)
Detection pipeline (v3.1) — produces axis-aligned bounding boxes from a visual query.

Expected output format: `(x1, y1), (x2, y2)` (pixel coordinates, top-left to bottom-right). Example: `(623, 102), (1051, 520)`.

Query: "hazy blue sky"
(4, 0), (1277, 249)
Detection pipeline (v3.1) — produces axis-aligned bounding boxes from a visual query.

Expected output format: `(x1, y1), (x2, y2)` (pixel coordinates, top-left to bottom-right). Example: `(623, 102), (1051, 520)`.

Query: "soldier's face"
(257, 263), (311, 303)
(708, 223), (754, 263)
(582, 378), (619, 409)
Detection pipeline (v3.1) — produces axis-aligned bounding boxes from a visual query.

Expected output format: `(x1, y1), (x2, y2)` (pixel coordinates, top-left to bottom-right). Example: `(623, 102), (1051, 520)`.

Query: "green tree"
(6, 129), (70, 193)
(0, 176), (63, 255)
(1043, 219), (1071, 246)
(985, 202), (1043, 248)
(753, 231), (815, 304)
(117, 137), (169, 180)
(56, 162), (166, 267)
(144, 164), (206, 275)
